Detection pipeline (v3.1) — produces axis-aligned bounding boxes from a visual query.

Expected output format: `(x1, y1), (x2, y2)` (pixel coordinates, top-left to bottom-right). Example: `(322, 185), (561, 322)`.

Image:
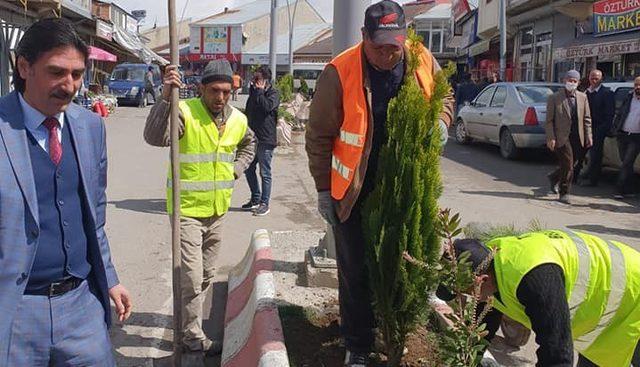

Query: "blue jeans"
(246, 143), (275, 205)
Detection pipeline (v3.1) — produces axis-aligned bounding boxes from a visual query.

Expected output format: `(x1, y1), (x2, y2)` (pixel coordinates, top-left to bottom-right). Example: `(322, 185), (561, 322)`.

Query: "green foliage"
(298, 76), (309, 97)
(277, 74), (294, 103)
(278, 106), (294, 125)
(436, 209), (494, 366)
(361, 29), (453, 366)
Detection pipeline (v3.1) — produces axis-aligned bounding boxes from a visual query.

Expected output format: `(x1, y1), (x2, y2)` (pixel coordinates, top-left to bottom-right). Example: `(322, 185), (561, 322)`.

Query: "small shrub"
(278, 107), (294, 125)
(277, 74), (294, 103)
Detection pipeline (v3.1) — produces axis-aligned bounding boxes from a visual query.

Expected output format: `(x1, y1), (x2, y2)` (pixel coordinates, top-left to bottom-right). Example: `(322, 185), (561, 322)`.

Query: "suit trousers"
(179, 215), (223, 347)
(549, 134), (586, 195)
(332, 204), (375, 353)
(7, 280), (114, 366)
(616, 133), (640, 195)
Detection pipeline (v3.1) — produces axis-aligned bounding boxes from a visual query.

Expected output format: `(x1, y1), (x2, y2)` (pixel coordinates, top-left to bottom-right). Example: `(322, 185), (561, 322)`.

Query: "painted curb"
(222, 229), (289, 367)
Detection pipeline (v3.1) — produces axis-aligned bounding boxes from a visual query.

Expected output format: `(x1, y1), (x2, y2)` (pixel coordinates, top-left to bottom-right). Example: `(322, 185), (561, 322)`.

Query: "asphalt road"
(104, 102), (638, 366)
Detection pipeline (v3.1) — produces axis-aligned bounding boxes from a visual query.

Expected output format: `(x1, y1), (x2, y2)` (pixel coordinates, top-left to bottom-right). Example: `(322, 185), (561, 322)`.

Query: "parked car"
(601, 82), (640, 174)
(181, 75), (202, 99)
(292, 63), (325, 95)
(107, 63), (162, 107)
(455, 82), (563, 159)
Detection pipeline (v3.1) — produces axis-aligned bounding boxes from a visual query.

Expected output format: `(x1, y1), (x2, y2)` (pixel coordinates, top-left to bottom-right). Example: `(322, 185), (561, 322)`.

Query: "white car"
(292, 63), (326, 95)
(455, 82), (563, 159)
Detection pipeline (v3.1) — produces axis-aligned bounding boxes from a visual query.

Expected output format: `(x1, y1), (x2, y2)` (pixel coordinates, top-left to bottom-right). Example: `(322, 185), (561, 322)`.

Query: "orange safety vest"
(329, 42), (435, 200)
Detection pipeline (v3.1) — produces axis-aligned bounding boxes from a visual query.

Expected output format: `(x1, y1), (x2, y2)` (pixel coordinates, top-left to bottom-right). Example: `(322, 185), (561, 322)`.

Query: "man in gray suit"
(545, 70), (593, 204)
(0, 18), (131, 366)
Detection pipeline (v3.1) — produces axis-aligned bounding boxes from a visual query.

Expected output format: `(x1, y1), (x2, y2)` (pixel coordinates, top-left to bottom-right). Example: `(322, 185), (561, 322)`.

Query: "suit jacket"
(545, 90), (592, 148)
(0, 92), (119, 364)
(611, 91), (635, 136)
(586, 86), (615, 137)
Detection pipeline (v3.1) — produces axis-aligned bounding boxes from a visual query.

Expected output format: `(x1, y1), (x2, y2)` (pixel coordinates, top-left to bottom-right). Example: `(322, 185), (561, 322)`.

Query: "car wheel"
(455, 119), (471, 144)
(499, 128), (520, 159)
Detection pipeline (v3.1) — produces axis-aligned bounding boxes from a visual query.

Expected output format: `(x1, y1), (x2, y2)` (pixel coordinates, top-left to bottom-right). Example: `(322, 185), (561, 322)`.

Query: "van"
(107, 63), (162, 107)
(292, 63), (326, 95)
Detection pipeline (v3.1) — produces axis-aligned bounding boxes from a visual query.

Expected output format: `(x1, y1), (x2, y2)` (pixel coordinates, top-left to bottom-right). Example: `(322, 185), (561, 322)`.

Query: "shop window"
(520, 27), (534, 46)
(535, 33), (552, 43)
(432, 30), (442, 53)
(418, 31), (430, 46)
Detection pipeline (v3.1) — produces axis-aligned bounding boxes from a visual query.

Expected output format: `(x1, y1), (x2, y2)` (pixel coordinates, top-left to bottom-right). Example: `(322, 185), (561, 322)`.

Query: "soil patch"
(280, 305), (441, 367)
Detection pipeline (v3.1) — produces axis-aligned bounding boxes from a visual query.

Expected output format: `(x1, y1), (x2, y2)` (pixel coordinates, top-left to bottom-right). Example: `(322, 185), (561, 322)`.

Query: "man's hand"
(438, 119), (449, 147)
(585, 136), (593, 148)
(547, 139), (556, 151)
(255, 79), (267, 90)
(317, 190), (338, 226)
(161, 65), (183, 102)
(109, 284), (132, 322)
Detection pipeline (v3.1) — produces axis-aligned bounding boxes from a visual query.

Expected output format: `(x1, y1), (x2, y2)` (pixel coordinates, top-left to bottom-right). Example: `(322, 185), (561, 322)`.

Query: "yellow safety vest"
(488, 230), (640, 367)
(166, 98), (247, 218)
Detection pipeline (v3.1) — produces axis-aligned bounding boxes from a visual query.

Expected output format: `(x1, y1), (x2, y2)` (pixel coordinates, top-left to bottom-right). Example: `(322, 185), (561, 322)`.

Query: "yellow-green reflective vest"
(166, 98), (247, 218)
(488, 230), (640, 367)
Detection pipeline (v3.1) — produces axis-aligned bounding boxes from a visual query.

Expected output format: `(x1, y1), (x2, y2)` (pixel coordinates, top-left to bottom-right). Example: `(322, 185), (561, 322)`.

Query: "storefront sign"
(553, 38), (640, 59)
(96, 19), (113, 41)
(62, 0), (91, 19)
(593, 0), (640, 36)
(203, 27), (229, 54)
(186, 53), (241, 62)
(468, 39), (490, 56)
(190, 25), (243, 58)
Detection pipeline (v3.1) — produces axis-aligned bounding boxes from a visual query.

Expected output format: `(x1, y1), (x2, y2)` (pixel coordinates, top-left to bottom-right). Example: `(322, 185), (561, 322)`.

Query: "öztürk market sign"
(593, 0), (640, 36)
(553, 38), (640, 59)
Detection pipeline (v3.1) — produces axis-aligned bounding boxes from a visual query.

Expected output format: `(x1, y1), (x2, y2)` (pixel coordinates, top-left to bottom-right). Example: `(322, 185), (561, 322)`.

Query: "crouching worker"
(437, 230), (640, 367)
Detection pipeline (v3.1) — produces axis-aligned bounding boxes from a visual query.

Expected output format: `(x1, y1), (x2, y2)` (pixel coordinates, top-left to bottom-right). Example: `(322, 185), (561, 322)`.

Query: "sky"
(113, 0), (417, 29)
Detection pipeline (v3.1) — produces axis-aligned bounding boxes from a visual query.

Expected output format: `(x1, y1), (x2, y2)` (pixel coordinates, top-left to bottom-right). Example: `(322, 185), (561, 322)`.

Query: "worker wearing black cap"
(440, 231), (640, 367)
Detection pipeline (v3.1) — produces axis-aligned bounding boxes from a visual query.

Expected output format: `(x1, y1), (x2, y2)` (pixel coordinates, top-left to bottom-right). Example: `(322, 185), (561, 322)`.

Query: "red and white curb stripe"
(222, 230), (289, 367)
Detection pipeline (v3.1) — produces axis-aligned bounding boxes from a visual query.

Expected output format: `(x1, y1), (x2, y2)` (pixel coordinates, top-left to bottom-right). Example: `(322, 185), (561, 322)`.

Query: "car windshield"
(517, 85), (562, 104)
(111, 67), (146, 81)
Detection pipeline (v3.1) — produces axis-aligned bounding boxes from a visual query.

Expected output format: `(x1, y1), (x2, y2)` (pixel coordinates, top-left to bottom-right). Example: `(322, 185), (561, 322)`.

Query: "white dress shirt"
(18, 93), (65, 153)
(623, 96), (640, 134)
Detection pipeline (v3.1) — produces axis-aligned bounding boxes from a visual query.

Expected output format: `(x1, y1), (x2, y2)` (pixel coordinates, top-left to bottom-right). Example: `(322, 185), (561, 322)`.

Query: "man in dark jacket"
(243, 66), (280, 216)
(455, 73), (480, 117)
(582, 69), (615, 186)
(610, 75), (640, 199)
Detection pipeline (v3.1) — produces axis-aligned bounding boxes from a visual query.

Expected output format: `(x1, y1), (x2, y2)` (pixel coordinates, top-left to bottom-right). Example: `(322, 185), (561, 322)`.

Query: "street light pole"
(269, 0), (278, 83)
(287, 0), (300, 75)
(499, 0), (507, 81)
(332, 0), (369, 57)
(167, 0), (182, 365)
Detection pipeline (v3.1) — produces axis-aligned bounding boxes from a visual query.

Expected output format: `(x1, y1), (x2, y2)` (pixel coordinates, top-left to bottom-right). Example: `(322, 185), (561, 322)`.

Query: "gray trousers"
(178, 215), (224, 346)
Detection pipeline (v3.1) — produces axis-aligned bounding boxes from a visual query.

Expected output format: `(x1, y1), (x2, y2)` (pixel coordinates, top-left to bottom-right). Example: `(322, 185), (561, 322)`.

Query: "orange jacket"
(329, 42), (435, 201)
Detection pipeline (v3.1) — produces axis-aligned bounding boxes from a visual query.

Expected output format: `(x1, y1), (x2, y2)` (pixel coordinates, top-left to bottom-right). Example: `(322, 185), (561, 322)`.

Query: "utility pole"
(167, 0), (182, 365)
(332, 0), (369, 57)
(499, 0), (507, 81)
(287, 0), (300, 75)
(269, 0), (278, 83)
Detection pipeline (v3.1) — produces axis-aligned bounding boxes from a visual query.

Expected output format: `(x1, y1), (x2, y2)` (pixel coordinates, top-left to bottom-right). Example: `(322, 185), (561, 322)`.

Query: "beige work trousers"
(178, 214), (224, 346)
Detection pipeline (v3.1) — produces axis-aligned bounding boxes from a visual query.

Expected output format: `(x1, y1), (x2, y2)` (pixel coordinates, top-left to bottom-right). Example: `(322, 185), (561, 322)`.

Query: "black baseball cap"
(364, 0), (407, 47)
(435, 238), (492, 301)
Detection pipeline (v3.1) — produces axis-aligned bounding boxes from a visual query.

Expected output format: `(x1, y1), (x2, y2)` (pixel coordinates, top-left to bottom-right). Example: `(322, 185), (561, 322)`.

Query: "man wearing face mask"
(609, 75), (640, 199)
(545, 70), (593, 204)
(305, 1), (454, 365)
(144, 60), (256, 354)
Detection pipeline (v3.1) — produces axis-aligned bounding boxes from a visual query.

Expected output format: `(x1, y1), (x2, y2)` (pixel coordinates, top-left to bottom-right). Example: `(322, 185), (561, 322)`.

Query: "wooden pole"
(167, 0), (182, 365)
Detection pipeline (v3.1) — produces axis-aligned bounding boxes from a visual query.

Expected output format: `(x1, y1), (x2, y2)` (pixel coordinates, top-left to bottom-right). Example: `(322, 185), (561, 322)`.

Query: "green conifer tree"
(362, 30), (453, 366)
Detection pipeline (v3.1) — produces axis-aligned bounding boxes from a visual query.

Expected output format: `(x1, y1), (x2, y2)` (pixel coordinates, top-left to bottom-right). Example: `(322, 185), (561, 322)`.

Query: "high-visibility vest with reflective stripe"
(166, 98), (247, 218)
(488, 230), (640, 367)
(329, 42), (435, 200)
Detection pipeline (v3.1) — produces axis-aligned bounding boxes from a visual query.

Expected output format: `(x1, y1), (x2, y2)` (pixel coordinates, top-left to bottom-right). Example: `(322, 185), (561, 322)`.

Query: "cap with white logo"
(364, 0), (407, 47)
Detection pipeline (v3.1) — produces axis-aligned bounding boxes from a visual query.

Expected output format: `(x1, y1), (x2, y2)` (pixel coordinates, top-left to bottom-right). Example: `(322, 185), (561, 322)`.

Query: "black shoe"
(241, 199), (260, 211)
(344, 350), (369, 367)
(547, 176), (558, 194)
(253, 203), (270, 216)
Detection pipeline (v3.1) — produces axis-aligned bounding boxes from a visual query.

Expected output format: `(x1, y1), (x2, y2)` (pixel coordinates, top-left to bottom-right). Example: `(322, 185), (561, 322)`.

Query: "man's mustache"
(51, 90), (73, 100)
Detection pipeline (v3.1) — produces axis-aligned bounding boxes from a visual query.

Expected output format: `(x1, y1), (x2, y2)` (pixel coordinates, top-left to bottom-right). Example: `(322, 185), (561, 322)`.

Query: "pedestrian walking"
(143, 60), (256, 354)
(437, 230), (640, 367)
(232, 72), (242, 101)
(545, 69), (593, 204)
(305, 1), (454, 365)
(609, 75), (640, 199)
(455, 73), (480, 116)
(141, 66), (156, 107)
(242, 66), (280, 216)
(0, 18), (131, 366)
(582, 69), (615, 187)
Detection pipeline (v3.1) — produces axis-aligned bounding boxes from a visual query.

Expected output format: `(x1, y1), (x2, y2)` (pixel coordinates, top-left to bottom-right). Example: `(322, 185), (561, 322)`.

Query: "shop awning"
(88, 46), (117, 62)
(112, 26), (169, 65)
(468, 39), (491, 56)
